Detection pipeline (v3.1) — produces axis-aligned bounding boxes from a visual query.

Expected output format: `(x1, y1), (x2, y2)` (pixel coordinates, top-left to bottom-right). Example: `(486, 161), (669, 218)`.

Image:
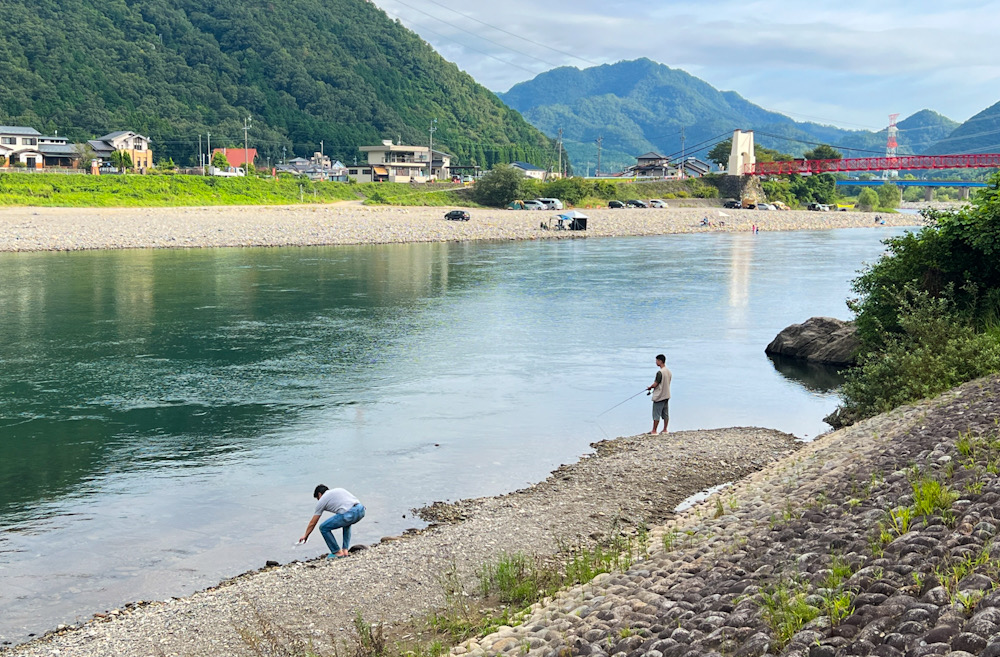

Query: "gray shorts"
(652, 399), (669, 421)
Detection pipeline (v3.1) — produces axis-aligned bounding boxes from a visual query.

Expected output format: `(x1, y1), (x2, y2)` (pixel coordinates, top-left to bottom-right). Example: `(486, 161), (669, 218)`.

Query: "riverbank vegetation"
(831, 172), (1000, 425)
(235, 522), (649, 657)
(0, 172), (482, 207)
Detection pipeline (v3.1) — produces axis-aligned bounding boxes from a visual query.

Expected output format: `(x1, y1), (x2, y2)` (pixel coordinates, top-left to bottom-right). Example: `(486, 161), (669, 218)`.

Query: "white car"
(535, 197), (564, 210)
(522, 200), (546, 210)
(649, 199), (667, 208)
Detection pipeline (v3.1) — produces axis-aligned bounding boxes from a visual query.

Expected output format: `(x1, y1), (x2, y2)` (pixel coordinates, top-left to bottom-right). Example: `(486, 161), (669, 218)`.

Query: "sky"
(372, 0), (1000, 131)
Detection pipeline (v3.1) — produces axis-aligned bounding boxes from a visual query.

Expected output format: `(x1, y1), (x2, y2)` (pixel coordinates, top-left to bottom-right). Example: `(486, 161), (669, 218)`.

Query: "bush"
(471, 164), (526, 207)
(877, 183), (901, 209)
(835, 287), (1000, 425)
(857, 188), (879, 212)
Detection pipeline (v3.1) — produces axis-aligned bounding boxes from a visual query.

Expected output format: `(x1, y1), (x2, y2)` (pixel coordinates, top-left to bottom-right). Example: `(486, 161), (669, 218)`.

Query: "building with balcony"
(351, 140), (450, 183)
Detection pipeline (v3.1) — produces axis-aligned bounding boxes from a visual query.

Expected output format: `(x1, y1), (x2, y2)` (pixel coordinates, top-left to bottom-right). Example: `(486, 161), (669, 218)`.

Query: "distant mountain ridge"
(924, 101), (1000, 156)
(0, 0), (556, 168)
(498, 59), (960, 173)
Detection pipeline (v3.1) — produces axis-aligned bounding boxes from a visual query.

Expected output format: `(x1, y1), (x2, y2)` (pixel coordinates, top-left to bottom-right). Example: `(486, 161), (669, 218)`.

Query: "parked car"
(608, 200), (625, 209)
(461, 176), (475, 183)
(722, 199), (742, 209)
(756, 203), (774, 211)
(444, 210), (470, 221)
(806, 202), (831, 212)
(625, 199), (649, 208)
(649, 199), (667, 208)
(522, 200), (546, 210)
(535, 197), (564, 210)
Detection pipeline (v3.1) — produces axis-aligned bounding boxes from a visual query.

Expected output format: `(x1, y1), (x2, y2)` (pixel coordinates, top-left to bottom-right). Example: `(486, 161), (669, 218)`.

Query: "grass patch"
(0, 172), (479, 208)
(757, 580), (821, 649)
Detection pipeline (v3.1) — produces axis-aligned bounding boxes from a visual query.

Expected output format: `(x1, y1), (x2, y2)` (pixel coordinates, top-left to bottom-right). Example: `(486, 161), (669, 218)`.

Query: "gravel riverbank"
(453, 375), (1000, 657)
(0, 205), (916, 252)
(8, 373), (999, 657)
(3, 427), (800, 656)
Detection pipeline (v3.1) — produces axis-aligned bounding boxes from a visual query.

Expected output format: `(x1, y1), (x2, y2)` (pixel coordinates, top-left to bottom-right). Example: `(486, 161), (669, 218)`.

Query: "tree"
(211, 151), (230, 170)
(472, 165), (526, 206)
(0, 155), (6, 167)
(110, 150), (133, 172)
(877, 183), (901, 209)
(707, 139), (732, 168)
(754, 144), (794, 163)
(803, 145), (842, 161)
(76, 143), (96, 170)
(857, 187), (879, 211)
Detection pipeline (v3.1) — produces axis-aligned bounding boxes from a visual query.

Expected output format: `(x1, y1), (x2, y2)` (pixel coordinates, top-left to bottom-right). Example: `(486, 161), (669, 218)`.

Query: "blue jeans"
(319, 503), (366, 553)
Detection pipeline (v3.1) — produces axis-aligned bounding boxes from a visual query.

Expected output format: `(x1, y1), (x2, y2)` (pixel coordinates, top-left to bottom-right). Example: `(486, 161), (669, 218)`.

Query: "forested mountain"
(499, 59), (956, 172)
(925, 101), (1000, 155)
(0, 0), (557, 168)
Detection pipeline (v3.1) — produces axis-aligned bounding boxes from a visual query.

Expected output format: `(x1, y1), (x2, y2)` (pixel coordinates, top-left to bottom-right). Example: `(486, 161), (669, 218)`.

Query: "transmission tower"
(885, 113), (899, 179)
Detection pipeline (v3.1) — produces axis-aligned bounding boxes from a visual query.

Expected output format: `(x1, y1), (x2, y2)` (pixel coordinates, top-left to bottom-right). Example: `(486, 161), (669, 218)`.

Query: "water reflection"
(767, 353), (848, 393)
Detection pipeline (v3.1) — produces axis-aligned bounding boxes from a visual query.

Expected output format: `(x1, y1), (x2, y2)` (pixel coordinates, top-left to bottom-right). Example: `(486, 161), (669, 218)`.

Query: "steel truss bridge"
(746, 153), (1000, 176)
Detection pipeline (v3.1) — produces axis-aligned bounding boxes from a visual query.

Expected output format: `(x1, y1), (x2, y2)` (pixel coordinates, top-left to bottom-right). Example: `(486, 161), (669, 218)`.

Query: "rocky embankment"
(457, 375), (1000, 657)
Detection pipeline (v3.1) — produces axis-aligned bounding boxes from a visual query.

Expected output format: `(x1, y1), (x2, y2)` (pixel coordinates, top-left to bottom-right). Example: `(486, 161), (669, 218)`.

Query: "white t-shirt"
(314, 488), (360, 516)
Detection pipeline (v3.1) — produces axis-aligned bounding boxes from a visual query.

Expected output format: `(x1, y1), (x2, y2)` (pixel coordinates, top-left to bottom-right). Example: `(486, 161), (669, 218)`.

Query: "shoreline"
(0, 205), (918, 252)
(3, 426), (801, 655)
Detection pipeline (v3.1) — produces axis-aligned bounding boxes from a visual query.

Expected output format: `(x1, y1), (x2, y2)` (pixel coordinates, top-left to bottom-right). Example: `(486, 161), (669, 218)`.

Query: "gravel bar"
(0, 205), (916, 252)
(3, 427), (799, 656)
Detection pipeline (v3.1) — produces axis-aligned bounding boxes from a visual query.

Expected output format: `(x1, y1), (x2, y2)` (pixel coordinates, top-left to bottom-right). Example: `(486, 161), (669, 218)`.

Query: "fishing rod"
(596, 388), (650, 417)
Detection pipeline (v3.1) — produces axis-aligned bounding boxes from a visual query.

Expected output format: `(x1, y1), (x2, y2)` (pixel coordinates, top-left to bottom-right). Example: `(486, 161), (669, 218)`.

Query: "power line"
(415, 0), (601, 68)
(380, 6), (541, 75)
(388, 0), (565, 71)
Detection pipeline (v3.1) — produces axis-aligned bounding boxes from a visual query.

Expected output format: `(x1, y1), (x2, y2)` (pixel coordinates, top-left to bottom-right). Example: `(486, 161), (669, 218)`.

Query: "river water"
(0, 227), (906, 642)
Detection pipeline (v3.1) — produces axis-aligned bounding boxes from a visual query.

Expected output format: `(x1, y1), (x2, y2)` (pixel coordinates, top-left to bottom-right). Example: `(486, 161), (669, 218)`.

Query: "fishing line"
(591, 388), (650, 441)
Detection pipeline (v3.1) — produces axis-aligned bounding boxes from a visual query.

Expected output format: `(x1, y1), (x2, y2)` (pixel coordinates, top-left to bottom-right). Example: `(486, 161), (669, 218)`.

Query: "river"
(0, 227), (906, 643)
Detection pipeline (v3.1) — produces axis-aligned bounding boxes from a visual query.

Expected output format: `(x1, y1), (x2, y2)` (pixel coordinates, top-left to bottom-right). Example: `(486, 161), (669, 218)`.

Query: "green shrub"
(837, 287), (1000, 424)
(857, 188), (879, 212)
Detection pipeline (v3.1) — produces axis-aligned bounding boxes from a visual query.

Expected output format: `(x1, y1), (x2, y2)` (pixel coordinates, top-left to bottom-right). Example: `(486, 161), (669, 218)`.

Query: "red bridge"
(746, 153), (1000, 176)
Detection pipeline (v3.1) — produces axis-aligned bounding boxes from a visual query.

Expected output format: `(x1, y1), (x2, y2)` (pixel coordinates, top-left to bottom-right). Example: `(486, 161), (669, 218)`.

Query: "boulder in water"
(765, 317), (859, 365)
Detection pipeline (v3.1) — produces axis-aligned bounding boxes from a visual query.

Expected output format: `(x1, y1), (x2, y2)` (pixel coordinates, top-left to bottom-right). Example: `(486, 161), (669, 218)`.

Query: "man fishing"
(299, 485), (366, 559)
(646, 354), (672, 435)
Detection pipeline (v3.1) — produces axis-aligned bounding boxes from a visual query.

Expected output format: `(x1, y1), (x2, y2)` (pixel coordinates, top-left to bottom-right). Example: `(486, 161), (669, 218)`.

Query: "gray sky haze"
(373, 0), (1000, 130)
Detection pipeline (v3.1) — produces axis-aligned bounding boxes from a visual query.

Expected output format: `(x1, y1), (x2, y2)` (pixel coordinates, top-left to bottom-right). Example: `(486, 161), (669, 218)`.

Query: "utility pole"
(595, 136), (603, 177)
(198, 134), (203, 174)
(428, 118), (437, 180)
(282, 145), (287, 165)
(207, 132), (211, 173)
(243, 116), (252, 174)
(679, 127), (686, 179)
(557, 127), (563, 178)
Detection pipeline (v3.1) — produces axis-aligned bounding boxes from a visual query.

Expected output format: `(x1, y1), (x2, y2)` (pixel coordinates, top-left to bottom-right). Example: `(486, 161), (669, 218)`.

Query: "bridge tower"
(884, 113), (899, 179)
(727, 130), (755, 176)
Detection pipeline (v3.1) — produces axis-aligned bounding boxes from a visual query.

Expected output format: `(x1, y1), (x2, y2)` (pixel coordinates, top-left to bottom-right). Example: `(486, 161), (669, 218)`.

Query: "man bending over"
(299, 485), (366, 559)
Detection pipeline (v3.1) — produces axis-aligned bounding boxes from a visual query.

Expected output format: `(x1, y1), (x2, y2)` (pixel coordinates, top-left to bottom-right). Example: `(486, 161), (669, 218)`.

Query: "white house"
(351, 140), (451, 183)
(0, 126), (45, 169)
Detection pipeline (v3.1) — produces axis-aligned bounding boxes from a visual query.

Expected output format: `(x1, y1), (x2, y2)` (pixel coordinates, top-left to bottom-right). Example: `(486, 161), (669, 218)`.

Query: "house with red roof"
(213, 147), (258, 168)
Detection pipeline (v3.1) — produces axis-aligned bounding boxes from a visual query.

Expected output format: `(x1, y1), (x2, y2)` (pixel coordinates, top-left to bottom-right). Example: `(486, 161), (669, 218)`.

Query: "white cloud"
(372, 0), (1000, 128)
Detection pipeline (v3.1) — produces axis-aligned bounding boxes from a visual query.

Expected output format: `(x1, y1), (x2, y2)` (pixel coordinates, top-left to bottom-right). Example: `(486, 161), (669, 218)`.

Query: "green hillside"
(499, 59), (956, 172)
(925, 101), (1000, 155)
(0, 0), (557, 169)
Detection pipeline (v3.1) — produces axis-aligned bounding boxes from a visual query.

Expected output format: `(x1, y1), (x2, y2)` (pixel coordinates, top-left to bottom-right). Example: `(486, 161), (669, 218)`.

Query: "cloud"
(372, 0), (1000, 127)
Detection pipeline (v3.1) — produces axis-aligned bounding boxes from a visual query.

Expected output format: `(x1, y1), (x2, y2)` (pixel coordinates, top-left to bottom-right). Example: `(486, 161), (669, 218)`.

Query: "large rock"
(765, 317), (859, 365)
